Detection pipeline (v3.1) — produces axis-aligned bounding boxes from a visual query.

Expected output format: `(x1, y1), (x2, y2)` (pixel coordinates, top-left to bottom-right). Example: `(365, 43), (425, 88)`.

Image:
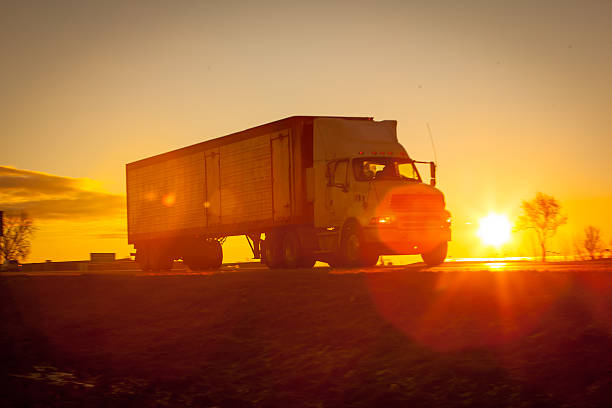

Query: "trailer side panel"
(219, 132), (274, 225)
(127, 151), (206, 237)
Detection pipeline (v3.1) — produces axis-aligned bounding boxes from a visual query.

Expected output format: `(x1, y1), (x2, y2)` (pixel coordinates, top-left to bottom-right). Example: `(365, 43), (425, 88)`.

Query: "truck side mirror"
(429, 162), (436, 187)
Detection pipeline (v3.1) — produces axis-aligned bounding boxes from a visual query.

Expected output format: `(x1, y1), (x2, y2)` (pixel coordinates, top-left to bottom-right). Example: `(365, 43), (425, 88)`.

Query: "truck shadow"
(326, 263), (429, 274)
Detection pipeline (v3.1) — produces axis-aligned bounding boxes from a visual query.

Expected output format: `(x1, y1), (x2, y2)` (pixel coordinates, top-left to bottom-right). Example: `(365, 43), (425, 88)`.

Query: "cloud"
(0, 166), (125, 220)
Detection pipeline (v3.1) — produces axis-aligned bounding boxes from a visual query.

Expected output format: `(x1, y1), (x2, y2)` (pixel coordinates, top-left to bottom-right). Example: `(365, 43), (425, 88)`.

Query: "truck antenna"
(426, 122), (438, 164)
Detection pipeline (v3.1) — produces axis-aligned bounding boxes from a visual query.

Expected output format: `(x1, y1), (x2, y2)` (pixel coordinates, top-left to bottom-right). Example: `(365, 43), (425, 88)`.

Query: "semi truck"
(126, 116), (451, 271)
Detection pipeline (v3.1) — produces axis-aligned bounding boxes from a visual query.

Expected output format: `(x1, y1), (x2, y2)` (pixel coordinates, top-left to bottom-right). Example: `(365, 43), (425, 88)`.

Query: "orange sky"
(1, 1), (611, 262)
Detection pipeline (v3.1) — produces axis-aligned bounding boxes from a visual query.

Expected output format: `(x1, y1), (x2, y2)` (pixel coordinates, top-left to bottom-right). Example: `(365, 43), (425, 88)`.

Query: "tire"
(158, 256), (174, 271)
(260, 239), (268, 266)
(183, 254), (202, 271)
(299, 256), (316, 269)
(136, 247), (152, 272)
(208, 240), (223, 270)
(325, 256), (343, 268)
(341, 226), (361, 267)
(137, 244), (173, 272)
(297, 231), (316, 269)
(152, 249), (173, 271)
(340, 221), (379, 267)
(184, 240), (222, 270)
(421, 241), (448, 267)
(282, 230), (301, 269)
(263, 234), (283, 269)
(183, 243), (203, 271)
(360, 249), (379, 267)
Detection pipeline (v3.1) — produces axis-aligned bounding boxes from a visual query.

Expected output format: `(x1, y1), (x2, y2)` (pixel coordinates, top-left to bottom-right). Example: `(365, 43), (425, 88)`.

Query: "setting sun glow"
(477, 214), (512, 247)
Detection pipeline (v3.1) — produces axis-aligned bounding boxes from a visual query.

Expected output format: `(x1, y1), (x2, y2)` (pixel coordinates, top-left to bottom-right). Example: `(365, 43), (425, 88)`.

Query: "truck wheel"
(260, 239), (267, 266)
(325, 256), (342, 268)
(183, 253), (201, 271)
(340, 222), (379, 267)
(361, 250), (379, 267)
(184, 240), (221, 270)
(299, 256), (316, 269)
(160, 256), (174, 271)
(344, 233), (361, 266)
(421, 241), (448, 267)
(263, 235), (283, 269)
(152, 250), (173, 271)
(297, 233), (316, 269)
(136, 247), (152, 271)
(207, 240), (223, 270)
(340, 222), (363, 267)
(282, 230), (300, 269)
(184, 241), (206, 270)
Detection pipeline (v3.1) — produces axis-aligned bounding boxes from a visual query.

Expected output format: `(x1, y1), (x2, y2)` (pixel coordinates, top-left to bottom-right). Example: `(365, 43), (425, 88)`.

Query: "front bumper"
(363, 225), (451, 255)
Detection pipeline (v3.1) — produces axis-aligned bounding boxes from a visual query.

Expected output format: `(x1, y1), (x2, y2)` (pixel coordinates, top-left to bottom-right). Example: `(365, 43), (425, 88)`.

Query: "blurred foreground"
(1, 261), (611, 407)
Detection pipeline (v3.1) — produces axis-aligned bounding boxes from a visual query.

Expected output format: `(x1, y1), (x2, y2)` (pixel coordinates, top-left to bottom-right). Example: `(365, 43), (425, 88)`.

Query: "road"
(1, 259), (611, 407)
(5, 259), (612, 277)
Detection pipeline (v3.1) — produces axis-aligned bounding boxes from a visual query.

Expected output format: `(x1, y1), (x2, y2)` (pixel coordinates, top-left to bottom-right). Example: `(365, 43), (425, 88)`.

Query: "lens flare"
(162, 193), (176, 207)
(477, 214), (511, 247)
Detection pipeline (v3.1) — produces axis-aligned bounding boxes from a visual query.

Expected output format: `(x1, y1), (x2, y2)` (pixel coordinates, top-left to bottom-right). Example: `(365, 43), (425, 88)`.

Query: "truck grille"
(390, 194), (444, 213)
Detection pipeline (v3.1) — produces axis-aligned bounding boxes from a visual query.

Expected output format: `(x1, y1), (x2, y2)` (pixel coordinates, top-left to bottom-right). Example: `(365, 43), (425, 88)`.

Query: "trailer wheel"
(183, 241), (205, 270)
(299, 256), (316, 269)
(262, 235), (283, 269)
(151, 249), (173, 271)
(208, 240), (223, 270)
(421, 241), (447, 267)
(282, 230), (300, 269)
(136, 247), (152, 271)
(158, 256), (174, 271)
(184, 240), (221, 270)
(259, 240), (267, 266)
(324, 255), (341, 268)
(183, 253), (202, 271)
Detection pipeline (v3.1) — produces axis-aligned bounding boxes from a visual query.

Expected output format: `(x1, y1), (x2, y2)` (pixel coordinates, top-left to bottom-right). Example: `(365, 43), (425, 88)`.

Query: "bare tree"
(583, 225), (603, 260)
(572, 235), (586, 261)
(515, 192), (567, 262)
(0, 212), (36, 263)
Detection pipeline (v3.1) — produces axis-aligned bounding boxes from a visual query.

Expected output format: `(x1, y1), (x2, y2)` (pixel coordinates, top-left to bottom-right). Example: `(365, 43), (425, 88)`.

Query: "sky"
(1, 0), (611, 262)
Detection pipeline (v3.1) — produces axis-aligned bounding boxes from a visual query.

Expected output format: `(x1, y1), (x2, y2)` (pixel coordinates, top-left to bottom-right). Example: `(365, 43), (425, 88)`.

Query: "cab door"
(325, 159), (351, 227)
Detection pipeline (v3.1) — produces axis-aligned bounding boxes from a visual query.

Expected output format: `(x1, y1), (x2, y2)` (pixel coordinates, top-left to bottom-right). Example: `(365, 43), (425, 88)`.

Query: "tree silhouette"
(583, 225), (603, 260)
(0, 212), (35, 263)
(515, 192), (567, 262)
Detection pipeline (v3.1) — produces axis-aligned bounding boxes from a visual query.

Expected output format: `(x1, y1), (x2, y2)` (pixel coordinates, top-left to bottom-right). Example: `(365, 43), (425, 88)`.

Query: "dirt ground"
(1, 263), (611, 407)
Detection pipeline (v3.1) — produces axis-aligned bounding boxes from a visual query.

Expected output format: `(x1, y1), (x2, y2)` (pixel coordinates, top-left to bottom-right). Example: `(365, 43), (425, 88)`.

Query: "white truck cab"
(311, 118), (451, 267)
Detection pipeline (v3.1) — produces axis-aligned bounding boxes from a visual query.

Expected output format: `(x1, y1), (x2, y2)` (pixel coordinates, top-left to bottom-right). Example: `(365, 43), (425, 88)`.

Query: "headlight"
(444, 211), (452, 225)
(370, 216), (395, 225)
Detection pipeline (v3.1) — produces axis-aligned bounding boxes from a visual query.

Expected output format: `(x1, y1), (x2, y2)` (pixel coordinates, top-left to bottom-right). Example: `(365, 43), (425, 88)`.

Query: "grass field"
(1, 264), (611, 407)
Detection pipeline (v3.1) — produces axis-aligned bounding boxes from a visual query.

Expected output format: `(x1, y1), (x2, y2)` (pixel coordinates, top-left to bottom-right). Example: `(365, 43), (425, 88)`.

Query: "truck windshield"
(353, 158), (421, 182)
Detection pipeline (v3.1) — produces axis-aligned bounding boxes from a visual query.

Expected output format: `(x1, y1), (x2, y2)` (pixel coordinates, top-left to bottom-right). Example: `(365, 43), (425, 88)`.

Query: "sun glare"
(477, 214), (512, 247)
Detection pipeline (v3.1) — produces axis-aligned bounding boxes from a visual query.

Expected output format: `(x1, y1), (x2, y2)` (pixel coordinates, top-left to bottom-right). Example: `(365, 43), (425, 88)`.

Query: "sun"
(477, 213), (512, 247)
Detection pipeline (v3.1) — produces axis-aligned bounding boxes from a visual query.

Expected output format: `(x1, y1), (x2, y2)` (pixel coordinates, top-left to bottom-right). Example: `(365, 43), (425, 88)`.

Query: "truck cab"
(311, 118), (451, 267)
